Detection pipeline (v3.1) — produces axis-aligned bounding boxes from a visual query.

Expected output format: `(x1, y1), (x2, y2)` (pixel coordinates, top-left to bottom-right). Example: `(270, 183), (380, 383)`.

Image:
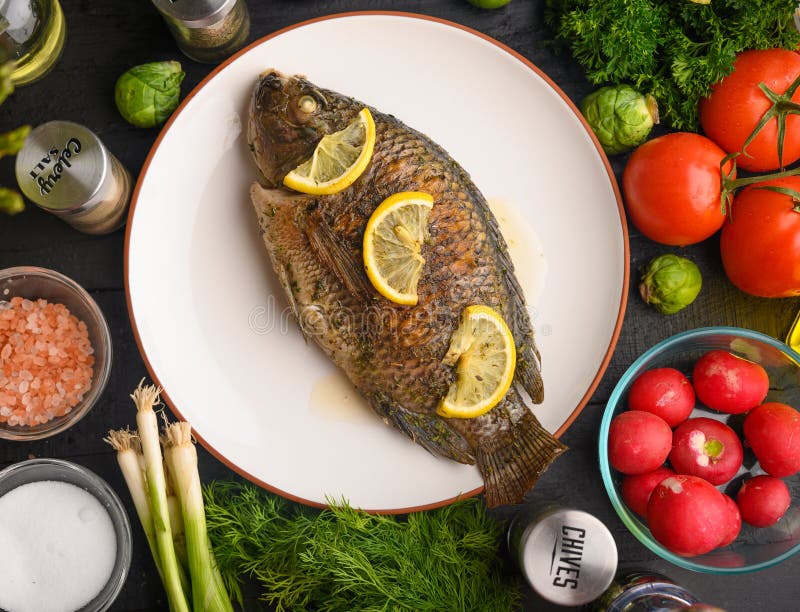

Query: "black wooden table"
(1, 2), (799, 611)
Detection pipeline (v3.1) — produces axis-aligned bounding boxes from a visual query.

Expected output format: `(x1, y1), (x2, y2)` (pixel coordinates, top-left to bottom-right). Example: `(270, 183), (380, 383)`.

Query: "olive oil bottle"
(0, 0), (65, 86)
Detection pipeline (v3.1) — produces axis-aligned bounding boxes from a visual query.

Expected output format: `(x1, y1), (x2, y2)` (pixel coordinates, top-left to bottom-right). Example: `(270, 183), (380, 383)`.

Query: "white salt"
(0, 480), (117, 612)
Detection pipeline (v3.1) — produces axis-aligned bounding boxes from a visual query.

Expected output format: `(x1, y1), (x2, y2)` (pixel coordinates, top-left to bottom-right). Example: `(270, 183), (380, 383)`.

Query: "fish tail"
(476, 409), (567, 507)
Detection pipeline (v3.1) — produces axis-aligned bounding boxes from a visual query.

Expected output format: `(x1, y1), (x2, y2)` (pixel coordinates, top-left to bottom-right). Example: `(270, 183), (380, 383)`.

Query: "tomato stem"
(719, 157), (800, 216)
(741, 73), (800, 171)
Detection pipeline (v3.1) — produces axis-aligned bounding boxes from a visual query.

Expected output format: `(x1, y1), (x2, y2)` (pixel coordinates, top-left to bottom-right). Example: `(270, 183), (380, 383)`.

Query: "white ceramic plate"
(126, 13), (628, 512)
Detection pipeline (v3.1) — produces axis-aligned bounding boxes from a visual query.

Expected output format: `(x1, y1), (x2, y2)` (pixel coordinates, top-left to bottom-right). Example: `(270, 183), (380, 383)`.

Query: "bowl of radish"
(599, 326), (800, 573)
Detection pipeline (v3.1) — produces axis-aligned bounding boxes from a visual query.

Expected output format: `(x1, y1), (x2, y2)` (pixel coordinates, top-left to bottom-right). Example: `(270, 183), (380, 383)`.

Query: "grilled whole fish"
(248, 70), (567, 507)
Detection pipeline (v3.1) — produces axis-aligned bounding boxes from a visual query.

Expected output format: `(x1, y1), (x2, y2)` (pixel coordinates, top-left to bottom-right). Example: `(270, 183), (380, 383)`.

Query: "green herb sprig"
(203, 482), (522, 612)
(545, 0), (800, 130)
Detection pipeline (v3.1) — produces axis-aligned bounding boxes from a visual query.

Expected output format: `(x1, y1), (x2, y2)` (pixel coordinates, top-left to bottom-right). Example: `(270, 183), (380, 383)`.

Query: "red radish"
(628, 368), (695, 427)
(719, 494), (742, 547)
(692, 350), (769, 414)
(621, 467), (676, 517)
(647, 475), (730, 556)
(608, 410), (673, 475)
(743, 402), (800, 477)
(736, 475), (791, 527)
(669, 417), (743, 485)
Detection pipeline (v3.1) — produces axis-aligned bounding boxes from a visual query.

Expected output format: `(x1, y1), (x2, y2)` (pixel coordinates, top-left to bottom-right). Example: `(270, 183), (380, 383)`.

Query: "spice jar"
(507, 502), (618, 607)
(591, 570), (702, 611)
(0, 0), (66, 85)
(14, 121), (132, 235)
(151, 0), (250, 64)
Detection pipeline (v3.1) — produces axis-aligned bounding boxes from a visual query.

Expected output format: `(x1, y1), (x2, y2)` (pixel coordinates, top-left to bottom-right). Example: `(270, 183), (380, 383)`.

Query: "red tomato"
(720, 176), (800, 297)
(622, 133), (733, 246)
(700, 49), (800, 172)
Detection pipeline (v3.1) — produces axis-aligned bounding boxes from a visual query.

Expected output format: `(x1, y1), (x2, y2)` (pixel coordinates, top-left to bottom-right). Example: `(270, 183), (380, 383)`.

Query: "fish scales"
(249, 71), (566, 506)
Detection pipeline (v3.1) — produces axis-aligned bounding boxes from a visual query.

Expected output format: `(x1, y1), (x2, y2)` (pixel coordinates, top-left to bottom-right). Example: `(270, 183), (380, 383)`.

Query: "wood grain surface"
(1, 1), (799, 611)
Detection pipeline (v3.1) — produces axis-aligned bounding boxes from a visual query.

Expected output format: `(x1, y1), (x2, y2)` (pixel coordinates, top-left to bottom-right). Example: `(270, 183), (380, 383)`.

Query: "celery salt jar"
(15, 120), (132, 234)
(151, 0), (250, 64)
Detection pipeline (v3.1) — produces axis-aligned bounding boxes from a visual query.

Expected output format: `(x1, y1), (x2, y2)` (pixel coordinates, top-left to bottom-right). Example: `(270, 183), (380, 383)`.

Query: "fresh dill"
(545, 0), (800, 130)
(203, 482), (523, 612)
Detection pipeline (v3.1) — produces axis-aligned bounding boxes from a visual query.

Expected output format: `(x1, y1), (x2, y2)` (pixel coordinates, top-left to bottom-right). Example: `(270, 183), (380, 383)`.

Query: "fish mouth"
(257, 68), (289, 88)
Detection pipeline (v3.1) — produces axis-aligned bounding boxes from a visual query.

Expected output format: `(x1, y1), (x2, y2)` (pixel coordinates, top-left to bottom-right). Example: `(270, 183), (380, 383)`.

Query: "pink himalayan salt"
(0, 297), (94, 427)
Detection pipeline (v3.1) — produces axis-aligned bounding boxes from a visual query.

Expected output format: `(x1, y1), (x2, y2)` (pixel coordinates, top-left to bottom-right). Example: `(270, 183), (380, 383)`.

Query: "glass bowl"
(0, 266), (112, 440)
(599, 327), (800, 573)
(0, 458), (132, 611)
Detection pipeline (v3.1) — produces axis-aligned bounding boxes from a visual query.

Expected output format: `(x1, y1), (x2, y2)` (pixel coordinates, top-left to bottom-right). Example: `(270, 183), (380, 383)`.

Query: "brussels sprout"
(639, 254), (702, 315)
(467, 0), (512, 7)
(0, 125), (30, 158)
(581, 85), (659, 155)
(115, 61), (185, 128)
(0, 61), (15, 107)
(0, 187), (24, 216)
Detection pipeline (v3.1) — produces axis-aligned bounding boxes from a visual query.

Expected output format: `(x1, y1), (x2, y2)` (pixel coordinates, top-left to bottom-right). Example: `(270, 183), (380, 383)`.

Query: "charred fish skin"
(249, 70), (567, 506)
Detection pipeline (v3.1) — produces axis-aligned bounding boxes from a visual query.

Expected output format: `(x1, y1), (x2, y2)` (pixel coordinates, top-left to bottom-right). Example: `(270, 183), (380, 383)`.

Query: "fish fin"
(475, 408), (567, 507)
(250, 183), (314, 333)
(363, 392), (474, 464)
(517, 342), (544, 403)
(251, 182), (312, 214)
(447, 164), (545, 403)
(303, 216), (373, 299)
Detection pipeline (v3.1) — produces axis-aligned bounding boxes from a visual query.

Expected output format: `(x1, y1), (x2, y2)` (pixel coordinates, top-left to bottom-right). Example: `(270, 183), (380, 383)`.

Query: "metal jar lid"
(151, 0), (237, 28)
(516, 508), (618, 607)
(15, 121), (110, 214)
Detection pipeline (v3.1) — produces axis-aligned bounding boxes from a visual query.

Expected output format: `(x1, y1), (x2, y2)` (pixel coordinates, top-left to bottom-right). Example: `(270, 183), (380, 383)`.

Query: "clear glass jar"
(592, 570), (700, 611)
(0, 0), (65, 85)
(152, 0), (249, 64)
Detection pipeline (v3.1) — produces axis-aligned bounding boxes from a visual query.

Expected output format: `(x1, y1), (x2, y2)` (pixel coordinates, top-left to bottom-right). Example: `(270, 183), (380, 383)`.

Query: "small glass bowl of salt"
(0, 458), (132, 612)
(0, 266), (113, 440)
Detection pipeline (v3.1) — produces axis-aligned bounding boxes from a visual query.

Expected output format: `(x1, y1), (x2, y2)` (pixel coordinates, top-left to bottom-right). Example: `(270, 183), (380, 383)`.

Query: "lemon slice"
(283, 107), (376, 195)
(437, 305), (516, 419)
(363, 191), (434, 305)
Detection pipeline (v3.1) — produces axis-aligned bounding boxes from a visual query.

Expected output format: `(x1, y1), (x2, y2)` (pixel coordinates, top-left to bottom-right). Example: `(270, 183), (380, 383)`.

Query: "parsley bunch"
(204, 482), (522, 612)
(546, 0), (800, 130)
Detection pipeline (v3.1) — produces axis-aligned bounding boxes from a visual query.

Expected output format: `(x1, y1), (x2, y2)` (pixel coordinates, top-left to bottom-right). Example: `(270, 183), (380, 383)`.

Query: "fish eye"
(297, 95), (318, 114)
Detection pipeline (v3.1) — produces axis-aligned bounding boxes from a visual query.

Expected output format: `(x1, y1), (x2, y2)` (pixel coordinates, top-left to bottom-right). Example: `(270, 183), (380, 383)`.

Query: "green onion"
(104, 429), (164, 582)
(132, 382), (190, 612)
(165, 465), (189, 574)
(164, 422), (233, 612)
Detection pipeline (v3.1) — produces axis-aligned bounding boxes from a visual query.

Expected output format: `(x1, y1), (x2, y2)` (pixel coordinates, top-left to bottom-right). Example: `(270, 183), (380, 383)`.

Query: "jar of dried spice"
(14, 121), (132, 235)
(151, 0), (250, 64)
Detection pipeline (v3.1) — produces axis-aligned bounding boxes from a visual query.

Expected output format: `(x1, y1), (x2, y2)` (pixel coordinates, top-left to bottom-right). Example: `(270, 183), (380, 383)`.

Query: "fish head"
(248, 70), (357, 187)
